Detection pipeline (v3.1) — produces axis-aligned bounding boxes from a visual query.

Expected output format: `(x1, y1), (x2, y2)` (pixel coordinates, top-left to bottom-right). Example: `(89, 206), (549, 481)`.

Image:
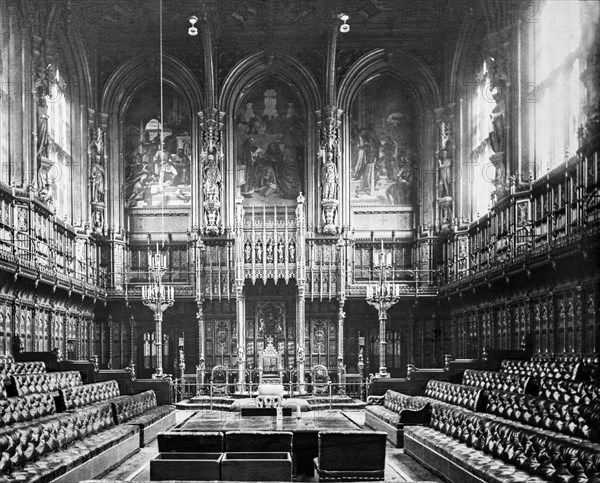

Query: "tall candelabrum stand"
(142, 246), (175, 379)
(366, 242), (401, 378)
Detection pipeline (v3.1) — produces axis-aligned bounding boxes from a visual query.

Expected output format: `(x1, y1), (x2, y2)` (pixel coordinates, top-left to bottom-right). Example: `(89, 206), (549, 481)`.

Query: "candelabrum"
(366, 241), (401, 378)
(142, 244), (175, 378)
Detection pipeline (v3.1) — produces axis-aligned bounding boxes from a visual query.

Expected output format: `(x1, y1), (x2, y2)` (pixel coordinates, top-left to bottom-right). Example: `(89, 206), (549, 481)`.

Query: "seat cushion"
(125, 405), (174, 428)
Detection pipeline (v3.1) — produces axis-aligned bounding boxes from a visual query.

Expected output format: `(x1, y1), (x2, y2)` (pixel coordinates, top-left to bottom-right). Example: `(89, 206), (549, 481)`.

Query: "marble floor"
(97, 409), (442, 482)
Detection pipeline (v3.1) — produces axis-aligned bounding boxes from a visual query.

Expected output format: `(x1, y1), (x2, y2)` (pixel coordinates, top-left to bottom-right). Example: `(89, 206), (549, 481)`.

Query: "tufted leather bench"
(538, 378), (600, 405)
(57, 380), (120, 412)
(423, 380), (486, 412)
(0, 401), (139, 482)
(0, 392), (57, 428)
(8, 371), (83, 397)
(112, 390), (175, 447)
(405, 403), (600, 483)
(484, 388), (600, 442)
(0, 362), (47, 399)
(365, 390), (430, 447)
(500, 359), (583, 381)
(365, 381), (486, 447)
(462, 369), (536, 394)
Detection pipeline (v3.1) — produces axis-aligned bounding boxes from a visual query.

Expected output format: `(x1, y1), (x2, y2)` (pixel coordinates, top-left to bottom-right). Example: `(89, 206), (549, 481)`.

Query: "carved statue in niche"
(90, 160), (105, 203)
(438, 149), (452, 199)
(202, 152), (222, 202)
(277, 238), (285, 263)
(486, 30), (510, 197)
(321, 151), (339, 200)
(244, 239), (252, 263)
(34, 62), (53, 162)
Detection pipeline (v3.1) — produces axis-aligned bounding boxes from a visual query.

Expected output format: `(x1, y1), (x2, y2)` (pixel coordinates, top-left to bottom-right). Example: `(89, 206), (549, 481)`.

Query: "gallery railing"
(0, 185), (106, 298)
(441, 140), (600, 287)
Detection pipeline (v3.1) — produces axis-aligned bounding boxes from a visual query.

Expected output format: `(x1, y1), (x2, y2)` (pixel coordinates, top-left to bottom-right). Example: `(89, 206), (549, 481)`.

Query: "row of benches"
(366, 358), (600, 482)
(0, 361), (175, 482)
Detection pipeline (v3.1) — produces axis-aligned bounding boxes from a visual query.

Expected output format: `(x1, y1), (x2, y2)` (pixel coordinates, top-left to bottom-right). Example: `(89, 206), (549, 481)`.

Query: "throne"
(258, 337), (284, 384)
(210, 364), (229, 396)
(311, 364), (331, 396)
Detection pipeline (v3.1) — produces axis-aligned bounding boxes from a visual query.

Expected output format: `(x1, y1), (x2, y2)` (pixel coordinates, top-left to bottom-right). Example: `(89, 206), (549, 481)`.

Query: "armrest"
(366, 395), (384, 405)
(399, 402), (431, 425)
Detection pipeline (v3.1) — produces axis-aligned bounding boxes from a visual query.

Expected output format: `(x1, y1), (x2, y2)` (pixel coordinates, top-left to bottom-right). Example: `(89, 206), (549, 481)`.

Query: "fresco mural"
(349, 77), (418, 206)
(235, 81), (305, 207)
(123, 84), (192, 209)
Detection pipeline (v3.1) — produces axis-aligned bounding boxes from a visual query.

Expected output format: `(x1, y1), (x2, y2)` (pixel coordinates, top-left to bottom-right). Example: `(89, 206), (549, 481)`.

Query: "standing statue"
(90, 161), (105, 202)
(202, 153), (222, 202)
(438, 149), (452, 199)
(321, 151), (339, 200)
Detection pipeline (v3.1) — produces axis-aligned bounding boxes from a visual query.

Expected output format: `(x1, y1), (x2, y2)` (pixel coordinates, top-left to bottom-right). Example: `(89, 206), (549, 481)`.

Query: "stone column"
(296, 285), (306, 394)
(377, 308), (388, 376)
(236, 284), (246, 393)
(337, 298), (346, 394)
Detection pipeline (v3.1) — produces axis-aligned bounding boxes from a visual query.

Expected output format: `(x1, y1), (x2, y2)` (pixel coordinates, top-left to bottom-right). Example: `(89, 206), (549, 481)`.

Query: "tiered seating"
(500, 359), (583, 381)
(8, 370), (82, 397)
(461, 368), (535, 394)
(365, 380), (485, 446)
(0, 358), (176, 481)
(402, 358), (600, 482)
(0, 361), (47, 398)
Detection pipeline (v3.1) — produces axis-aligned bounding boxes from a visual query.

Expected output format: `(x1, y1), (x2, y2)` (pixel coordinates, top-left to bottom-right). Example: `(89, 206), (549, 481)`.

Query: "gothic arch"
(338, 49), (441, 115)
(100, 54), (204, 235)
(337, 49), (442, 231)
(219, 52), (321, 229)
(447, 9), (489, 104)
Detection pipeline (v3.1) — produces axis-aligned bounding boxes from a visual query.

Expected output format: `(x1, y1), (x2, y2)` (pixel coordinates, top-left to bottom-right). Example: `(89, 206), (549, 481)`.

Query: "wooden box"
(221, 452), (292, 481)
(150, 452), (222, 481)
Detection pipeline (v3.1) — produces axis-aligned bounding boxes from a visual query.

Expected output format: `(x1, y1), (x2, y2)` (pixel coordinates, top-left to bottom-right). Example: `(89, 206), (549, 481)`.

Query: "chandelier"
(141, 0), (174, 379)
(142, 244), (174, 378)
(366, 240), (401, 378)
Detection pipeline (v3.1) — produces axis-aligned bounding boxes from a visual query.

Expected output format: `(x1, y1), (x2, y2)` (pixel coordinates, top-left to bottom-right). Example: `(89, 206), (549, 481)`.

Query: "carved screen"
(349, 77), (417, 207)
(123, 84), (192, 210)
(234, 80), (305, 207)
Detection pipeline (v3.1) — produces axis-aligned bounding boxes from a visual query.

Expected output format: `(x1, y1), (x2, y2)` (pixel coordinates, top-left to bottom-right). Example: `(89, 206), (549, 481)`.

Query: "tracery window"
(46, 66), (71, 216)
(532, 0), (589, 173)
(468, 61), (494, 217)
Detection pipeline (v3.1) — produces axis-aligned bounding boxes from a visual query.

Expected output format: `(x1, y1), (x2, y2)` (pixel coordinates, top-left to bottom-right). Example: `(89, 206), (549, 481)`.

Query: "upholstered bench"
(484, 388), (600, 442)
(365, 381), (485, 447)
(313, 431), (387, 481)
(0, 401), (139, 482)
(538, 378), (600, 405)
(500, 359), (583, 381)
(0, 392), (57, 428)
(404, 403), (600, 483)
(112, 390), (175, 447)
(0, 362), (47, 399)
(57, 380), (121, 412)
(462, 369), (536, 394)
(8, 370), (83, 397)
(365, 389), (431, 447)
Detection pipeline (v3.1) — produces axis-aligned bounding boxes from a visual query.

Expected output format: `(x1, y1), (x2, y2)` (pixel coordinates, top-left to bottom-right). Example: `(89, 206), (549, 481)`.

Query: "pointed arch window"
(531, 0), (594, 173)
(466, 61), (495, 218)
(46, 66), (71, 216)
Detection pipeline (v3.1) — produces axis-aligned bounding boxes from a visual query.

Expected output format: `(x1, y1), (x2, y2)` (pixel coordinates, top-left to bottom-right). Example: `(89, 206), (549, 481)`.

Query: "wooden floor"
(96, 409), (442, 482)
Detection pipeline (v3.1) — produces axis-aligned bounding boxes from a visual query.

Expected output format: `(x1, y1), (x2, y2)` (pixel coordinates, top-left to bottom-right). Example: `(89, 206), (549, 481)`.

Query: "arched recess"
(101, 54), (203, 236)
(338, 49), (441, 234)
(219, 52), (321, 230)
